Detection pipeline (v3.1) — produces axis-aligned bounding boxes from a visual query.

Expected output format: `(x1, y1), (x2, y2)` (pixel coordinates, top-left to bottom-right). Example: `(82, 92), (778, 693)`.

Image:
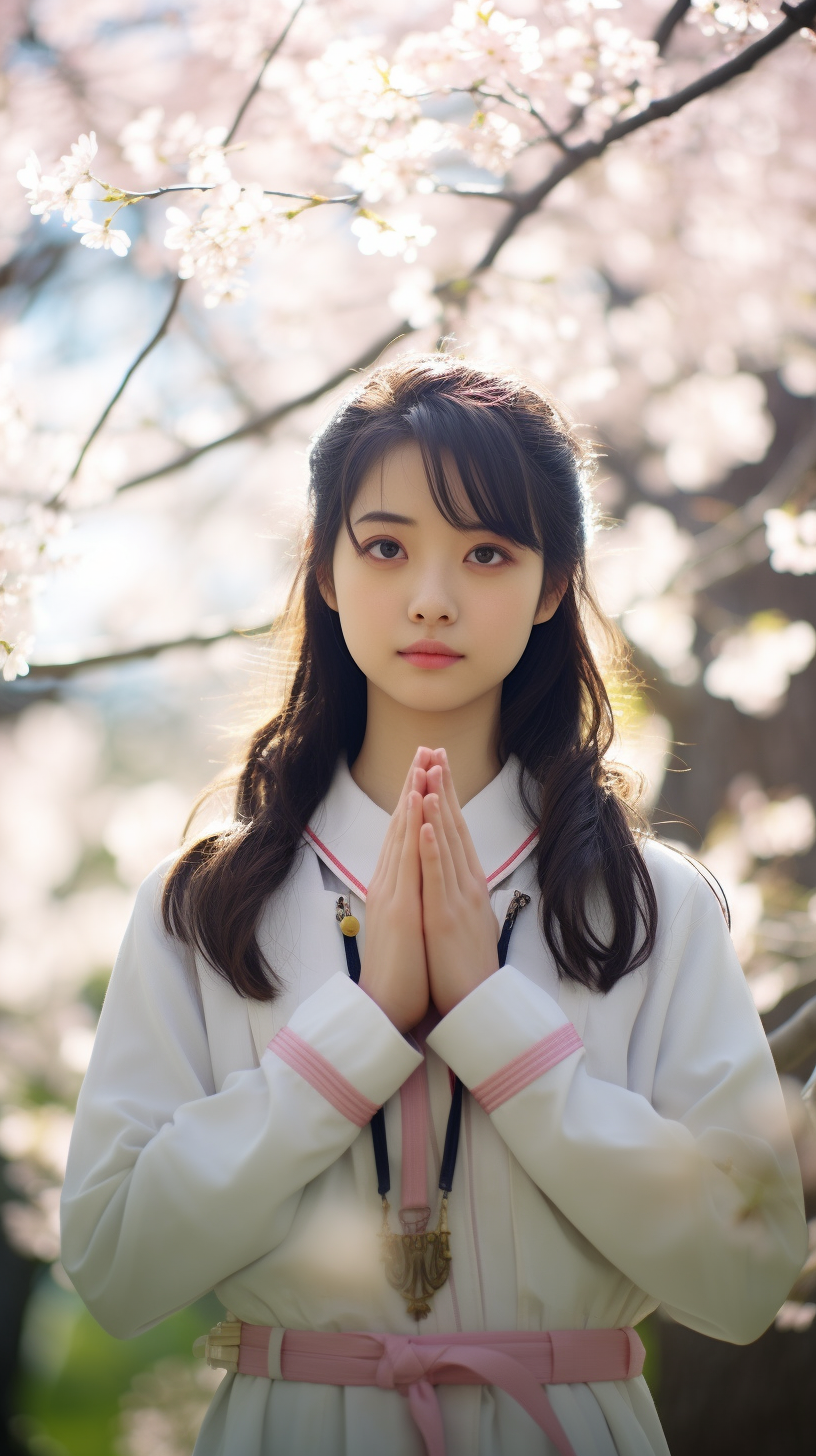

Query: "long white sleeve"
(60, 868), (422, 1339)
(427, 876), (807, 1344)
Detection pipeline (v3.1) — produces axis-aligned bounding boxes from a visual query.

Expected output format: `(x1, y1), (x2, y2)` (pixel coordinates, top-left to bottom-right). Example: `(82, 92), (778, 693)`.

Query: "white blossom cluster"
(165, 183), (296, 307)
(764, 507), (816, 575)
(119, 108), (229, 184)
(688, 0), (772, 37)
(704, 614), (816, 716)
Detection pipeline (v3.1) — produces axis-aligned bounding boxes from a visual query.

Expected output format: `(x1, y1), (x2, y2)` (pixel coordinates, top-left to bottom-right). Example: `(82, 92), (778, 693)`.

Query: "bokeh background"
(1, 1), (816, 1451)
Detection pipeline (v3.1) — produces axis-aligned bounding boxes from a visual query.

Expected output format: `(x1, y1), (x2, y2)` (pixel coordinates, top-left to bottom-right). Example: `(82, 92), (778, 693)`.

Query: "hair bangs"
(334, 389), (543, 556)
(408, 398), (542, 552)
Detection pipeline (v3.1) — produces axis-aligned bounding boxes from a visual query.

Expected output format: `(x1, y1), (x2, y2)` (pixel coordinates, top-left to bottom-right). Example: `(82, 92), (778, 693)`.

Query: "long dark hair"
(163, 355), (657, 999)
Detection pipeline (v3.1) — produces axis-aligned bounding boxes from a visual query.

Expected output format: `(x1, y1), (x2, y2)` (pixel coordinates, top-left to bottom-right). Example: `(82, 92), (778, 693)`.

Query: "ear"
(316, 563), (338, 613)
(533, 580), (567, 627)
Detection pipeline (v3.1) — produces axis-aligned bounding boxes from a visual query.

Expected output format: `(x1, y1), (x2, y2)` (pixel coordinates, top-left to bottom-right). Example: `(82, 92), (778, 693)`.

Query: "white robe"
(60, 757), (807, 1456)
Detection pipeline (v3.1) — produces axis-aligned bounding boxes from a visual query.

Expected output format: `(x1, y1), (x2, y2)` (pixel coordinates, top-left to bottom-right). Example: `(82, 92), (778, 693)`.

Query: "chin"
(384, 680), (483, 714)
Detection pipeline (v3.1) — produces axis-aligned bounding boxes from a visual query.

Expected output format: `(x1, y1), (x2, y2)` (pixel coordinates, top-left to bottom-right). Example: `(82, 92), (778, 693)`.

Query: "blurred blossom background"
(1, 0), (816, 1450)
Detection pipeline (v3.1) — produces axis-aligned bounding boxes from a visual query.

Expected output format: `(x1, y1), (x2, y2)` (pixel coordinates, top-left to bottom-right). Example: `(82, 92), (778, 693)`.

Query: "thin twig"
(47, 274), (185, 508)
(503, 80), (571, 152)
(26, 619), (275, 679)
(112, 184), (359, 205)
(51, 1), (308, 506)
(223, 0), (307, 146)
(653, 0), (692, 55)
(114, 323), (412, 493)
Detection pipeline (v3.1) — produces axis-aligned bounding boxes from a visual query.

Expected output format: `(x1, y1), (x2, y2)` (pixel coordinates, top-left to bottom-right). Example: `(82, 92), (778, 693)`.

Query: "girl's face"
(320, 442), (562, 717)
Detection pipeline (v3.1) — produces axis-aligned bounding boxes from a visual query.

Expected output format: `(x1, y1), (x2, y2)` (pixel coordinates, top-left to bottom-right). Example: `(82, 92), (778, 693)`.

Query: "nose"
(407, 566), (458, 627)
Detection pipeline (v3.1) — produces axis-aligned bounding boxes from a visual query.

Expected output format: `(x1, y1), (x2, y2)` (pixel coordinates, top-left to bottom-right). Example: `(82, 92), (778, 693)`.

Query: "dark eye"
(467, 545), (505, 566)
(367, 539), (405, 560)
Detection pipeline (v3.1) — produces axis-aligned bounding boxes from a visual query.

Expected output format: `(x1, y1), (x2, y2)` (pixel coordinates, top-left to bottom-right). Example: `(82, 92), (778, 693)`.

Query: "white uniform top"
(61, 757), (806, 1456)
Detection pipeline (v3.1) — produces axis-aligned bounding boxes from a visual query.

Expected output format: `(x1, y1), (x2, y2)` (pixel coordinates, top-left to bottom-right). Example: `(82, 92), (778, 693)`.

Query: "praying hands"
(359, 747), (499, 1031)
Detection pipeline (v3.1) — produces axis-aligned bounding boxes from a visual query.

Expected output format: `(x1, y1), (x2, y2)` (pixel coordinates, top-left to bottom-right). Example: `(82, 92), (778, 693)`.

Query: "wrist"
(433, 960), (498, 1017)
(359, 971), (427, 1034)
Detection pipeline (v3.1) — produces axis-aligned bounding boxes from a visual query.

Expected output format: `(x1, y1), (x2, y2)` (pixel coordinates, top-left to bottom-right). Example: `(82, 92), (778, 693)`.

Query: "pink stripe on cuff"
(472, 1024), (583, 1115)
(269, 1025), (379, 1127)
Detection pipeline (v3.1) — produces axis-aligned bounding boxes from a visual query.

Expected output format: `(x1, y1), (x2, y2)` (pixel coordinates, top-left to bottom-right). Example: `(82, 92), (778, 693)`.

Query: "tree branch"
(26, 618), (274, 679)
(768, 992), (816, 1072)
(114, 321), (412, 493)
(653, 0), (692, 56)
(473, 0), (816, 273)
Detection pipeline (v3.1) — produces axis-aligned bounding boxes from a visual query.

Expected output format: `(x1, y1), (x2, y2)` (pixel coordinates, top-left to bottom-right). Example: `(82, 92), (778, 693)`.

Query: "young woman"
(61, 356), (806, 1456)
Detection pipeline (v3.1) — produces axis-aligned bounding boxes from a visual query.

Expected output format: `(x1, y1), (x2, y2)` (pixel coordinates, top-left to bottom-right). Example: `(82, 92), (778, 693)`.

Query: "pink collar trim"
(304, 823), (538, 901)
(304, 826), (369, 897)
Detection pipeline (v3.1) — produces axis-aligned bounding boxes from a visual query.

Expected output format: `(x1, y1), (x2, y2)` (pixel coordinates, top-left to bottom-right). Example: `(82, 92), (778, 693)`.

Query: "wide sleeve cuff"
(426, 964), (583, 1110)
(264, 972), (423, 1121)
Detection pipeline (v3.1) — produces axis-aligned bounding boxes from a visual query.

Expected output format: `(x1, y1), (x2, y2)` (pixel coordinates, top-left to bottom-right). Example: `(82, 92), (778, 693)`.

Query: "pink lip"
(398, 640), (464, 670)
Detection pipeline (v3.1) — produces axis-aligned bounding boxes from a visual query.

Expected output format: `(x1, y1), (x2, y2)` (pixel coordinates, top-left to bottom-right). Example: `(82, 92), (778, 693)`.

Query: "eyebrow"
(353, 511), (417, 527)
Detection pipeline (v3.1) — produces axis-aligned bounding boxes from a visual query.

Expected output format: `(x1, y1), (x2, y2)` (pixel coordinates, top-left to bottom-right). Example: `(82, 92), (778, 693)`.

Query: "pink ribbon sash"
(236, 1324), (645, 1456)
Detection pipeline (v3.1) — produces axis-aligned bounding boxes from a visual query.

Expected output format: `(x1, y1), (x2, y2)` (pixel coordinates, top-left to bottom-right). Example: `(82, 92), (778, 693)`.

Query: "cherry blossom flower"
(58, 131), (99, 189)
(17, 133), (98, 224)
(351, 210), (436, 261)
(186, 127), (232, 187)
(72, 217), (133, 257)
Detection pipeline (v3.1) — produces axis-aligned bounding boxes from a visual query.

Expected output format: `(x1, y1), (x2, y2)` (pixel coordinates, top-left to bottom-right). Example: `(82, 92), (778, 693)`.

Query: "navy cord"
(340, 922), (390, 1196)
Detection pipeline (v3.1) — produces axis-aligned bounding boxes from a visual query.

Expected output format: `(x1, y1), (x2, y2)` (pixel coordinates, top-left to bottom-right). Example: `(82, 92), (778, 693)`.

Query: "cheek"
(472, 576), (542, 640)
(332, 560), (400, 651)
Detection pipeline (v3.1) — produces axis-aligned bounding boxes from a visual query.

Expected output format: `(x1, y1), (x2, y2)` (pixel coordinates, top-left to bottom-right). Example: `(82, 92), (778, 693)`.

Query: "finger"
(425, 764), (471, 888)
(436, 750), (485, 882)
(419, 822), (447, 919)
(380, 751), (427, 880)
(422, 793), (458, 900)
(396, 789), (422, 900)
(388, 748), (430, 824)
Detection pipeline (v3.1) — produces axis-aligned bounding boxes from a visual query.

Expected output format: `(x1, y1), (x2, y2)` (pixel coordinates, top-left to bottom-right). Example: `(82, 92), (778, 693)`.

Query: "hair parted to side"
(163, 353), (657, 999)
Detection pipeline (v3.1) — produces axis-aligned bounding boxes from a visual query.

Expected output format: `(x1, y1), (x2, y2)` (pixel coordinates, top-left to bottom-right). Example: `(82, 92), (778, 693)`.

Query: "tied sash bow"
(371, 1330), (580, 1456)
